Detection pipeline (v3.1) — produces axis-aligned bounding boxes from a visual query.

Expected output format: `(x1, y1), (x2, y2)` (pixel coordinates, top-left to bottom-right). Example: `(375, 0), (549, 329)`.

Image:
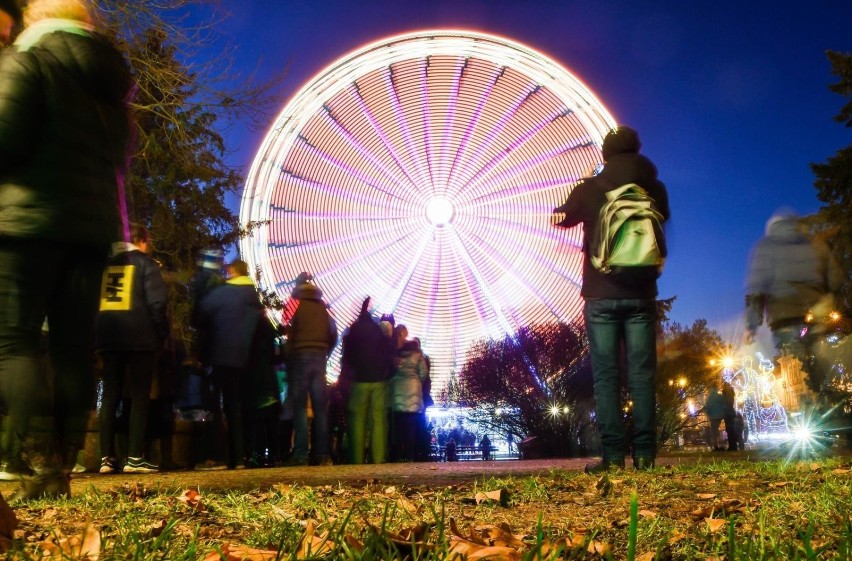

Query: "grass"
(3, 457), (851, 560)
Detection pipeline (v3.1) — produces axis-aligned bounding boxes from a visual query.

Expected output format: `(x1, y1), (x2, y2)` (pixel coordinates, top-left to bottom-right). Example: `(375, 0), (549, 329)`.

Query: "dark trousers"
(391, 411), (420, 462)
(98, 351), (155, 459)
(0, 238), (106, 470)
(584, 298), (657, 461)
(211, 366), (246, 468)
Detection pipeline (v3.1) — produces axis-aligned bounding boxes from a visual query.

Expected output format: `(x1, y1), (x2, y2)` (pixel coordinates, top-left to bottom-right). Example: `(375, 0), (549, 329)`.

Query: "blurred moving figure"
(743, 208), (843, 356)
(0, 0), (134, 501)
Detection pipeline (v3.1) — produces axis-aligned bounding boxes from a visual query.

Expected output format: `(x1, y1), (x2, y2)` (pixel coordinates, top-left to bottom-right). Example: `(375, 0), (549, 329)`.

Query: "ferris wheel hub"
(425, 197), (455, 227)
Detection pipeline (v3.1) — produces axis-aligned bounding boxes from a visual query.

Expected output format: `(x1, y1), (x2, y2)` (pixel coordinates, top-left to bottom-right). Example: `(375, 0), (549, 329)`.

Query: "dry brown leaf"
(636, 552), (656, 561)
(768, 481), (789, 488)
(668, 532), (687, 545)
(696, 493), (717, 500)
(474, 489), (509, 506)
(295, 519), (334, 559)
(38, 525), (101, 560)
(466, 545), (522, 560)
(831, 468), (850, 475)
(705, 518), (727, 533)
(473, 523), (525, 549)
(177, 488), (206, 512)
(587, 539), (610, 555)
(201, 544), (279, 561)
(638, 509), (657, 519)
(0, 494), (17, 541)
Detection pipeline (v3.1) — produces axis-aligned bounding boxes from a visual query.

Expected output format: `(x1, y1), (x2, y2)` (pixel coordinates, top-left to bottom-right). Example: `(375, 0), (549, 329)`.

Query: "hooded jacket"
(341, 301), (393, 383)
(198, 275), (264, 368)
(555, 151), (670, 299)
(95, 242), (170, 352)
(744, 214), (842, 331)
(389, 340), (427, 413)
(0, 19), (133, 245)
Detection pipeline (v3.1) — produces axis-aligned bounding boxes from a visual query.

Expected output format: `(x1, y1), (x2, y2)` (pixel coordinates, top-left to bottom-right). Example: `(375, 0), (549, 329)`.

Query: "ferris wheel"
(240, 30), (617, 390)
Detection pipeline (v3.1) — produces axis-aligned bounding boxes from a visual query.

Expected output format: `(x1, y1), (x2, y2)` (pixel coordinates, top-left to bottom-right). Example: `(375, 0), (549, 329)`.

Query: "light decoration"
(240, 30), (617, 388)
(721, 352), (789, 437)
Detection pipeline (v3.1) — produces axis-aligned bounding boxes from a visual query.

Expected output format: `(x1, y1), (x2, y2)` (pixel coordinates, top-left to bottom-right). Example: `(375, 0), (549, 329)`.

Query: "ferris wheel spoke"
(348, 83), (425, 201)
(447, 83), (541, 199)
(291, 135), (407, 204)
(383, 230), (434, 314)
(446, 226), (518, 338)
(317, 101), (423, 202)
(463, 140), (595, 207)
(432, 56), (466, 197)
(386, 64), (433, 198)
(452, 221), (580, 322)
(446, 61), (502, 193)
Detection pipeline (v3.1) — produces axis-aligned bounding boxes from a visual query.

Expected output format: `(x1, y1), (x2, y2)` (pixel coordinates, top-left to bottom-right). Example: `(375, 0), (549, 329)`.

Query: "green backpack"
(590, 183), (666, 280)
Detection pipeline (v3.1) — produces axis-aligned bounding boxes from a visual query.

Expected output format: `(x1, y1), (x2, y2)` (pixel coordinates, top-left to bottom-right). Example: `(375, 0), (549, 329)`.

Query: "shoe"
(317, 456), (333, 466)
(633, 456), (655, 470)
(0, 460), (32, 481)
(123, 457), (159, 473)
(194, 460), (227, 471)
(281, 457), (308, 467)
(99, 457), (120, 474)
(584, 458), (625, 474)
(8, 472), (71, 503)
(72, 463), (87, 474)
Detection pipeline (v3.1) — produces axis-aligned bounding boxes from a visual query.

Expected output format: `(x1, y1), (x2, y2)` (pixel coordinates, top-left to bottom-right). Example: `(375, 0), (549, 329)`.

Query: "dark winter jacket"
(554, 152), (670, 299)
(198, 275), (264, 368)
(744, 214), (843, 331)
(288, 298), (338, 355)
(341, 312), (393, 383)
(0, 19), (133, 245)
(96, 243), (170, 352)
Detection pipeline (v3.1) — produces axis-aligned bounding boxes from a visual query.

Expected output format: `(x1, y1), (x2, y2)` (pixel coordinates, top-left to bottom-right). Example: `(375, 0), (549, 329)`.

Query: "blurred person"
(480, 434), (492, 461)
(743, 208), (843, 359)
(0, 0), (134, 501)
(284, 273), (337, 466)
(720, 381), (739, 451)
(703, 382), (726, 451)
(196, 259), (264, 470)
(95, 223), (169, 474)
(388, 325), (427, 462)
(341, 297), (392, 464)
(244, 317), (281, 468)
(553, 126), (670, 472)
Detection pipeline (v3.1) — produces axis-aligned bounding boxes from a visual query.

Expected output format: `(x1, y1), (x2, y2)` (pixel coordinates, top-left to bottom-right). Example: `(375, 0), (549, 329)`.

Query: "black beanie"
(0, 0), (21, 23)
(601, 125), (641, 161)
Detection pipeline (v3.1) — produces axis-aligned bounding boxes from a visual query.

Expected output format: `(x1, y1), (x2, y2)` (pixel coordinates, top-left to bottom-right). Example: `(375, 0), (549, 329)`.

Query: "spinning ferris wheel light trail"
(240, 30), (617, 388)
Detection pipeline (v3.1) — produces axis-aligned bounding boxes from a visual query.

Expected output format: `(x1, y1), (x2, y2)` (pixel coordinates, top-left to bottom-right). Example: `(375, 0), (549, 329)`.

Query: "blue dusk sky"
(204, 0), (851, 340)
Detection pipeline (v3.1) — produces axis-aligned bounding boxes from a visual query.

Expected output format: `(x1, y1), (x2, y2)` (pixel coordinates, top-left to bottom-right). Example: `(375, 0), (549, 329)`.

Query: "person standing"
(720, 381), (739, 451)
(388, 325), (427, 462)
(0, 0), (134, 500)
(703, 383), (726, 451)
(341, 297), (392, 464)
(285, 273), (338, 466)
(553, 125), (670, 472)
(197, 259), (264, 470)
(95, 224), (169, 474)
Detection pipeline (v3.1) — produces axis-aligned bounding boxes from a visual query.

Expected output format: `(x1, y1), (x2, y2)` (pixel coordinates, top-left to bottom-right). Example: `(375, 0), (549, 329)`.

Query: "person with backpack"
(553, 125), (670, 473)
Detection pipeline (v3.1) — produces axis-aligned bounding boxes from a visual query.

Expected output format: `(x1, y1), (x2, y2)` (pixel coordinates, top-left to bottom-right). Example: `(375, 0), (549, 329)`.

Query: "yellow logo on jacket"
(99, 265), (135, 311)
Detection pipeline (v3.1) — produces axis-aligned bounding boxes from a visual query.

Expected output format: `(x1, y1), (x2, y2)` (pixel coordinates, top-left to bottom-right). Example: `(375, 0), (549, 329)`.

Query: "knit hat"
(601, 125), (641, 161)
(196, 248), (224, 271)
(0, 0), (21, 24)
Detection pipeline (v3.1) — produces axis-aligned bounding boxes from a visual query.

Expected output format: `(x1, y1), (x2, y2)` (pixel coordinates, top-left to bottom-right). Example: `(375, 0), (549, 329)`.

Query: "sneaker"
(72, 463), (87, 474)
(99, 457), (120, 474)
(194, 460), (227, 471)
(123, 457), (159, 473)
(0, 460), (32, 481)
(584, 458), (625, 474)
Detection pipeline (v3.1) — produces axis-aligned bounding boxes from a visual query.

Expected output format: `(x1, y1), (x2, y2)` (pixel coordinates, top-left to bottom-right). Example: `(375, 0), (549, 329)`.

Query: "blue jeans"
(584, 298), (657, 461)
(289, 350), (330, 461)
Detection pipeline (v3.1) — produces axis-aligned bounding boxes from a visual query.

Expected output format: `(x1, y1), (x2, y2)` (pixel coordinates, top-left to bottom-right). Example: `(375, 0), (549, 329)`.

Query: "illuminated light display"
(240, 30), (617, 389)
(722, 353), (789, 437)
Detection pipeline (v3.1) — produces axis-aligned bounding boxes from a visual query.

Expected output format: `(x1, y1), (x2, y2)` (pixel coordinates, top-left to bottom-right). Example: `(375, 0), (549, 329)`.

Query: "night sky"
(206, 0), (851, 342)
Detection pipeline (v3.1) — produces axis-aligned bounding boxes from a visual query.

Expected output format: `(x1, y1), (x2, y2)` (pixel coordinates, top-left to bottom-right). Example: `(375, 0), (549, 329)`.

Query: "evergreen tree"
(811, 51), (852, 312)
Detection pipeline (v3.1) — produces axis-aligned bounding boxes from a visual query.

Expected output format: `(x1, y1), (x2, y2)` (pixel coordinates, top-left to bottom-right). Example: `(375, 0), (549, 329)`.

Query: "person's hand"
(743, 329), (755, 345)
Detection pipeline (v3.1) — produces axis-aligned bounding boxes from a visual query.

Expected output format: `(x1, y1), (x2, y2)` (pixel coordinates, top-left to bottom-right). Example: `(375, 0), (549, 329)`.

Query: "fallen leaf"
(636, 552), (656, 561)
(831, 468), (850, 475)
(705, 518), (726, 533)
(587, 539), (610, 555)
(38, 525), (101, 560)
(668, 532), (687, 545)
(201, 544), (279, 561)
(696, 493), (717, 500)
(638, 509), (657, 519)
(177, 488), (207, 512)
(768, 481), (789, 488)
(295, 519), (333, 558)
(474, 489), (509, 506)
